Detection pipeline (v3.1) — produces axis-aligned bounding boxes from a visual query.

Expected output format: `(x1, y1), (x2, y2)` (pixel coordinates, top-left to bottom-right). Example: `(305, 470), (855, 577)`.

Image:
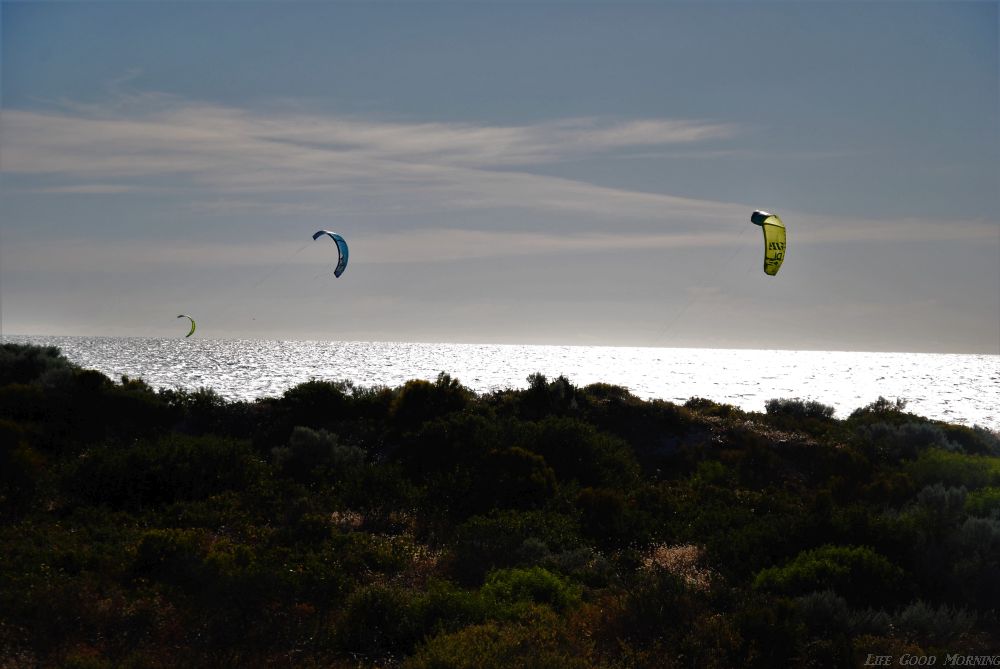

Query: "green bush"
(514, 416), (640, 488)
(965, 487), (1000, 517)
(938, 423), (1000, 456)
(133, 528), (210, 588)
(753, 545), (905, 606)
(394, 412), (500, 480)
(0, 343), (75, 386)
(617, 569), (701, 645)
(404, 609), (593, 669)
(685, 396), (747, 420)
(390, 373), (472, 430)
(479, 446), (557, 510)
(336, 583), (416, 659)
(271, 425), (365, 483)
(575, 487), (646, 551)
(449, 510), (582, 584)
(857, 421), (960, 461)
(64, 434), (267, 509)
(895, 600), (977, 644)
(847, 396), (911, 424)
(517, 373), (580, 420)
(480, 566), (582, 613)
(335, 579), (489, 660)
(794, 590), (851, 636)
(765, 398), (835, 420)
(906, 449), (1000, 490)
(279, 378), (353, 420)
(949, 517), (1000, 610)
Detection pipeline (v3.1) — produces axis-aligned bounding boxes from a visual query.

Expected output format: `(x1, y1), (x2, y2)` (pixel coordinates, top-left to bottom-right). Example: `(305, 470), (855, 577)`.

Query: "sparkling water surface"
(8, 335), (999, 431)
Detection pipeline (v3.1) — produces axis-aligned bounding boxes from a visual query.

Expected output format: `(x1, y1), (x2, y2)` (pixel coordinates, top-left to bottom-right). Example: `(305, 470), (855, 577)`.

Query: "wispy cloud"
(2, 96), (737, 223)
(26, 184), (148, 194)
(5, 94), (994, 248)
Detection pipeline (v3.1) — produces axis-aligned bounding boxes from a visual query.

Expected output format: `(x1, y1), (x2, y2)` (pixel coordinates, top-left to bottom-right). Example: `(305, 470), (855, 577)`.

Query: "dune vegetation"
(1, 342), (998, 667)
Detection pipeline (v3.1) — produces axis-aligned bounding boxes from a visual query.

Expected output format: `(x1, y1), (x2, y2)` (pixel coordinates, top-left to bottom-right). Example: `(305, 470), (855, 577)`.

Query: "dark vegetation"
(1, 343), (998, 667)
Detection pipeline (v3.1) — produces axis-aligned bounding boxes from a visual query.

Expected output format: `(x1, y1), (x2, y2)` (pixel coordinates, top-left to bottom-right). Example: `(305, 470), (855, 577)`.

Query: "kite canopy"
(750, 210), (786, 276)
(177, 314), (196, 338)
(312, 230), (349, 278)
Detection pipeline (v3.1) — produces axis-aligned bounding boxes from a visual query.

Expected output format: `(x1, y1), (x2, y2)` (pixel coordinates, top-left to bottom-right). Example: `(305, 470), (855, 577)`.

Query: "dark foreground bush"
(64, 434), (267, 509)
(2, 344), (997, 666)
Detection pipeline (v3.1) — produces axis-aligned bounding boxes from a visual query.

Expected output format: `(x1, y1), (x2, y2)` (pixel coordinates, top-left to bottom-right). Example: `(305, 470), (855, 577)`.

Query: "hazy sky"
(2, 1), (997, 353)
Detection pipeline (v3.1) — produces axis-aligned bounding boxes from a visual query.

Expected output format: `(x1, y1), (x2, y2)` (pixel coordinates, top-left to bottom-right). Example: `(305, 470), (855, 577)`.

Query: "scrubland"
(1, 343), (998, 667)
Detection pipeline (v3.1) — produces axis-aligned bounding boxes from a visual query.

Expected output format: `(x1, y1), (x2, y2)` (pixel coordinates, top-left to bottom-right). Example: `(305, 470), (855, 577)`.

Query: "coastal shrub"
(133, 528), (211, 588)
(953, 516), (1000, 555)
(477, 446), (557, 511)
(690, 459), (735, 487)
(580, 382), (634, 404)
(65, 434), (266, 509)
(617, 569), (701, 645)
(394, 412), (500, 479)
(0, 343), (75, 386)
(857, 421), (960, 461)
(336, 582), (486, 660)
(449, 510), (582, 584)
(514, 416), (640, 488)
(539, 546), (618, 589)
(575, 486), (646, 551)
(734, 441), (790, 489)
(765, 398), (835, 420)
(336, 583), (416, 659)
(752, 545), (905, 606)
(848, 608), (893, 637)
(480, 566), (582, 613)
(895, 600), (977, 644)
(910, 483), (967, 529)
(102, 381), (177, 439)
(730, 593), (806, 667)
(684, 396), (747, 420)
(278, 378), (353, 424)
(580, 391), (696, 473)
(965, 487), (1000, 517)
(349, 383), (396, 420)
(159, 386), (230, 435)
(0, 419), (42, 512)
(794, 590), (851, 636)
(938, 423), (1000, 457)
(906, 448), (1000, 490)
(0, 383), (47, 421)
(949, 516), (1000, 609)
(390, 373), (472, 430)
(412, 580), (489, 633)
(763, 398), (837, 438)
(271, 426), (365, 483)
(403, 610), (593, 669)
(519, 373), (579, 420)
(860, 470), (916, 505)
(333, 462), (419, 528)
(847, 396), (911, 425)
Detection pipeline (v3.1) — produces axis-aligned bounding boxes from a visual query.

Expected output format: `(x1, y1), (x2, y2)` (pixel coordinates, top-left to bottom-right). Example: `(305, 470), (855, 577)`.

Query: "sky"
(1, 1), (997, 353)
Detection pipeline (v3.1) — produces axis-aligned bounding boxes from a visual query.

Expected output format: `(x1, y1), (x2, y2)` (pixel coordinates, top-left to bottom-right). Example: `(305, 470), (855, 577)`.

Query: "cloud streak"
(2, 98), (738, 224)
(5, 95), (995, 247)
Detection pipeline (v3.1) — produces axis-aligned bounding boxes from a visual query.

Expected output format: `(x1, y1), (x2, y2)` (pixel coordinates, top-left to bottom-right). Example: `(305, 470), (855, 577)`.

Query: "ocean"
(6, 335), (999, 431)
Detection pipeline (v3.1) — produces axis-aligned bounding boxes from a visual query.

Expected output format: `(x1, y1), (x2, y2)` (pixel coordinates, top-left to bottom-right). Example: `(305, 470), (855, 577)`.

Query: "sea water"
(6, 335), (998, 431)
